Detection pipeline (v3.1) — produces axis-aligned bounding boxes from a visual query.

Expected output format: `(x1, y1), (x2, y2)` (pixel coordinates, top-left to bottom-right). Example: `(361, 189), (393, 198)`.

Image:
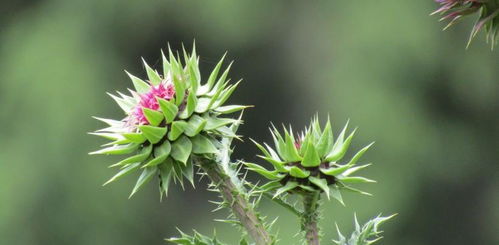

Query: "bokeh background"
(1, 0), (498, 244)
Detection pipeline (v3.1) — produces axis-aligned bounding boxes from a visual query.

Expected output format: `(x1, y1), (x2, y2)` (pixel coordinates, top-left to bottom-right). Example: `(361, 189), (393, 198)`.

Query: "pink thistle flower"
(130, 81), (175, 125)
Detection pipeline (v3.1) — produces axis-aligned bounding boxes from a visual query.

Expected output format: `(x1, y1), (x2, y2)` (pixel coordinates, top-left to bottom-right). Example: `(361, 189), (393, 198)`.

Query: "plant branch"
(302, 191), (321, 245)
(195, 157), (272, 245)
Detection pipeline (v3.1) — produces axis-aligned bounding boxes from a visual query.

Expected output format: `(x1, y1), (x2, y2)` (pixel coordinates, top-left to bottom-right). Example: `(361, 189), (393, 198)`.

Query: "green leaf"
(88, 132), (121, 141)
(273, 181), (298, 198)
(200, 54), (225, 95)
(103, 162), (141, 186)
(110, 145), (152, 167)
(213, 80), (241, 108)
(89, 143), (139, 155)
(340, 184), (372, 196)
(142, 108), (164, 126)
(205, 117), (236, 130)
(270, 126), (288, 161)
(330, 186), (345, 206)
(284, 128), (302, 162)
(301, 142), (321, 167)
(170, 136), (192, 164)
(206, 82), (225, 110)
(168, 46), (182, 78)
(299, 185), (317, 192)
(259, 156), (287, 172)
(308, 176), (330, 199)
(334, 214), (395, 245)
(342, 164), (372, 177)
(194, 97), (211, 113)
(92, 117), (125, 127)
(346, 142), (374, 166)
(339, 176), (376, 184)
(215, 126), (238, 138)
(157, 98), (178, 123)
(287, 166), (310, 178)
(142, 155), (167, 168)
(245, 162), (281, 180)
(264, 142), (283, 162)
(320, 163), (351, 177)
(170, 159), (186, 187)
(142, 141), (171, 167)
(122, 133), (146, 143)
(316, 119), (333, 157)
(125, 71), (150, 94)
(159, 160), (174, 198)
(107, 93), (134, 112)
(325, 129), (356, 162)
(191, 134), (218, 154)
(181, 158), (195, 187)
(179, 92), (197, 119)
(168, 120), (188, 141)
(142, 58), (162, 85)
(138, 125), (167, 144)
(173, 75), (185, 106)
(258, 181), (282, 192)
(188, 60), (199, 94)
(129, 167), (157, 198)
(161, 50), (171, 78)
(184, 115), (206, 137)
(213, 105), (250, 114)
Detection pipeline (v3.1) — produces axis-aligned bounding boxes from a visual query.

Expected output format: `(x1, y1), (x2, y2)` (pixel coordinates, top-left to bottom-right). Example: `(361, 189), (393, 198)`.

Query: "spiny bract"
(89, 46), (247, 198)
(247, 117), (375, 205)
(432, 0), (499, 48)
(333, 214), (395, 245)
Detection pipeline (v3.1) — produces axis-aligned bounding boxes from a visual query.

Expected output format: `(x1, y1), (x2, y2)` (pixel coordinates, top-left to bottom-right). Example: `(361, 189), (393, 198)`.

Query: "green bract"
(333, 214), (395, 245)
(247, 117), (375, 204)
(89, 46), (246, 198)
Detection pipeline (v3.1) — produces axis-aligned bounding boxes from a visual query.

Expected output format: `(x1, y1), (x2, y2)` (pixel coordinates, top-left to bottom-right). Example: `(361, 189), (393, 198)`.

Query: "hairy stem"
(302, 191), (321, 245)
(196, 157), (272, 245)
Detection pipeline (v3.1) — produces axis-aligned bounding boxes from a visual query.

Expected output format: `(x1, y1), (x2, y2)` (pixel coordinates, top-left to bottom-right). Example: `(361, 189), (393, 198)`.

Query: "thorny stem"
(195, 157), (272, 245)
(302, 191), (321, 245)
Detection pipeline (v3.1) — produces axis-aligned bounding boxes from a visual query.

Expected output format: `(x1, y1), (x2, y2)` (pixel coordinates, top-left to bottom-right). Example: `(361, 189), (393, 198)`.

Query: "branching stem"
(302, 191), (321, 245)
(195, 157), (272, 245)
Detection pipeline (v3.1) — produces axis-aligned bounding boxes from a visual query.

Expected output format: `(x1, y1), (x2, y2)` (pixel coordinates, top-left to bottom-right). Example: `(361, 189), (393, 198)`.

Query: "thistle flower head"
(433, 0), (499, 48)
(89, 45), (248, 198)
(130, 81), (175, 125)
(247, 116), (375, 205)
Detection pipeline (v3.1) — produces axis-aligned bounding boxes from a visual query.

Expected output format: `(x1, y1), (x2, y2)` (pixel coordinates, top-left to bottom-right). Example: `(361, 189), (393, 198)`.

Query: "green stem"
(302, 191), (321, 245)
(195, 157), (272, 245)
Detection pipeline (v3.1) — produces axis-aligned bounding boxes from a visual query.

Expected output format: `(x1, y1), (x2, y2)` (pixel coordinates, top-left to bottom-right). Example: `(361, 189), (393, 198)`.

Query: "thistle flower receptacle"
(433, 0), (499, 48)
(247, 117), (375, 205)
(89, 46), (248, 198)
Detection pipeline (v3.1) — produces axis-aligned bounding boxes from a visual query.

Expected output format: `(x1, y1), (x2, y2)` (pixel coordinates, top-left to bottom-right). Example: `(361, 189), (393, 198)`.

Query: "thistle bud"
(247, 117), (375, 205)
(432, 0), (499, 48)
(90, 46), (247, 198)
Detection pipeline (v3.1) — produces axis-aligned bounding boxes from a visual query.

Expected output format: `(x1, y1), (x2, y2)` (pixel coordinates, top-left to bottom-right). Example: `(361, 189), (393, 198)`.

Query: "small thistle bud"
(89, 45), (248, 198)
(247, 116), (375, 205)
(432, 0), (499, 48)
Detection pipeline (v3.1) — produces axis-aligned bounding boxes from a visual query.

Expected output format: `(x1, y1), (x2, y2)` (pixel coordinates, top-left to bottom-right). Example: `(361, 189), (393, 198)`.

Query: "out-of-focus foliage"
(432, 0), (499, 48)
(0, 0), (498, 245)
(333, 214), (395, 245)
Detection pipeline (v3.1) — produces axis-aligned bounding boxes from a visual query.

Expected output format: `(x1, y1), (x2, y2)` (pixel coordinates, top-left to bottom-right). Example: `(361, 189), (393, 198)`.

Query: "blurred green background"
(1, 0), (498, 244)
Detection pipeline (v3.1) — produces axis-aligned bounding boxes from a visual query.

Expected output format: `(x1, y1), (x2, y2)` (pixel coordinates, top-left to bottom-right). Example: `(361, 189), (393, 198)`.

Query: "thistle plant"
(90, 45), (394, 245)
(432, 0), (499, 48)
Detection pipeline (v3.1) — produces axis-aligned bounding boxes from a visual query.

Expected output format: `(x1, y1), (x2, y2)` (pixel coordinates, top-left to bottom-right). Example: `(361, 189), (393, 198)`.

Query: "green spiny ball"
(247, 116), (375, 204)
(89, 46), (247, 198)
